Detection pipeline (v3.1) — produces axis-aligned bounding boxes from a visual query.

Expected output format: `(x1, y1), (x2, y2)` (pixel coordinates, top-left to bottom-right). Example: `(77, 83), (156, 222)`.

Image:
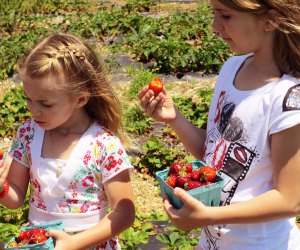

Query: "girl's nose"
(212, 15), (222, 35)
(27, 103), (41, 117)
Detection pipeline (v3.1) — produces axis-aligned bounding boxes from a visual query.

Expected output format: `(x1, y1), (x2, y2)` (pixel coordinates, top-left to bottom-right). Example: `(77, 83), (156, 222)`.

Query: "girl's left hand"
(47, 230), (74, 250)
(163, 187), (212, 231)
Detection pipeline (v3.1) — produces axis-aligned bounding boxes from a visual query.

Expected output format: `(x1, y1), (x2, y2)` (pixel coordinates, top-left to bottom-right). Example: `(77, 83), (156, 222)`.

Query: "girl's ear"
(264, 9), (280, 32)
(76, 92), (90, 109)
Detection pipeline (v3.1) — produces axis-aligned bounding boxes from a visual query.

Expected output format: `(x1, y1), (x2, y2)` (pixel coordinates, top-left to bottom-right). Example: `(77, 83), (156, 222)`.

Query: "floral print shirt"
(9, 118), (133, 250)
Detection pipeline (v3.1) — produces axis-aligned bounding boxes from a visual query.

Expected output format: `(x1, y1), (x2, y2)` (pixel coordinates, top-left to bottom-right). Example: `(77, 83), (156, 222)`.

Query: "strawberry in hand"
(148, 78), (163, 94)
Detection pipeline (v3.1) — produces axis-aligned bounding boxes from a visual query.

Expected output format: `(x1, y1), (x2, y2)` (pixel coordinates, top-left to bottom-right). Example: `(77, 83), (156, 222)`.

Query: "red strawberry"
(199, 166), (216, 183)
(184, 180), (202, 190)
(18, 227), (48, 245)
(168, 162), (183, 176)
(182, 162), (193, 173)
(0, 149), (3, 160)
(34, 235), (48, 243)
(18, 230), (31, 243)
(166, 175), (177, 188)
(191, 169), (201, 181)
(176, 176), (189, 188)
(148, 78), (163, 94)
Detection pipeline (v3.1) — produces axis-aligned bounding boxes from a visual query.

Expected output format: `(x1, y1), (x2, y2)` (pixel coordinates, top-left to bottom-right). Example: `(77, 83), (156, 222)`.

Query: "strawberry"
(191, 169), (201, 181)
(184, 180), (202, 190)
(18, 230), (31, 242)
(0, 149), (3, 160)
(176, 176), (189, 188)
(34, 235), (48, 243)
(168, 162), (183, 176)
(17, 227), (48, 245)
(148, 78), (163, 93)
(169, 162), (193, 176)
(166, 175), (177, 188)
(199, 166), (216, 183)
(183, 162), (193, 174)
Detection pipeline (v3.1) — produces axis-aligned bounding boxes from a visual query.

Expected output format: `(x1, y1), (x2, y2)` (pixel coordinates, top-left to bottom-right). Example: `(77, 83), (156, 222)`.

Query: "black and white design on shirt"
(220, 142), (256, 206)
(283, 84), (300, 111)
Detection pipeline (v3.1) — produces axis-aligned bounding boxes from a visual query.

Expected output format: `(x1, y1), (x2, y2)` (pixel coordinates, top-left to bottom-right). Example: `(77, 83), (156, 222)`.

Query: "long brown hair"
(218, 0), (300, 77)
(17, 33), (126, 142)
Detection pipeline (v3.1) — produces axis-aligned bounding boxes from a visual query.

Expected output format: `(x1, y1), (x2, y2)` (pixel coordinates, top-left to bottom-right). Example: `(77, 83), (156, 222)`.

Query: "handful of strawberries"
(165, 162), (217, 191)
(6, 227), (49, 248)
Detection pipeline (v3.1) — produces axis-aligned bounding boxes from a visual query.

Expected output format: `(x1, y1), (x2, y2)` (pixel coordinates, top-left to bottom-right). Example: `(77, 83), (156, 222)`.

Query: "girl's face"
(210, 0), (268, 54)
(23, 74), (81, 130)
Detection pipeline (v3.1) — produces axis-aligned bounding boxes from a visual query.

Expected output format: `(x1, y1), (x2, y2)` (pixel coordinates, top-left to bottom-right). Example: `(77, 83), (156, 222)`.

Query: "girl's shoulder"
(219, 54), (252, 76)
(92, 123), (121, 142)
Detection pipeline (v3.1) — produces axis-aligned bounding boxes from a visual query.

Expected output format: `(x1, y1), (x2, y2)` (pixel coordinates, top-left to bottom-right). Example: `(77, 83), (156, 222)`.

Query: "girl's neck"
(52, 111), (93, 136)
(234, 55), (281, 91)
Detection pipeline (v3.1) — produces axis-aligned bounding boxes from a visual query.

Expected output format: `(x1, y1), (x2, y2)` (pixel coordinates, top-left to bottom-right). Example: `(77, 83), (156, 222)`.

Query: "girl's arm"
(168, 107), (206, 160)
(49, 169), (135, 250)
(0, 159), (29, 209)
(138, 86), (206, 159)
(163, 123), (300, 230)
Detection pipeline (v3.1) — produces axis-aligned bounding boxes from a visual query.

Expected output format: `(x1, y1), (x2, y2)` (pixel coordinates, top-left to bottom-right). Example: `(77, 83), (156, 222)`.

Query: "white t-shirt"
(199, 54), (300, 250)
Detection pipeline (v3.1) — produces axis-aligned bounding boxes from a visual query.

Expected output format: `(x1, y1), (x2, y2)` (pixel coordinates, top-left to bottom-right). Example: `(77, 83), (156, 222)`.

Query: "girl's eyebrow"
(23, 90), (53, 103)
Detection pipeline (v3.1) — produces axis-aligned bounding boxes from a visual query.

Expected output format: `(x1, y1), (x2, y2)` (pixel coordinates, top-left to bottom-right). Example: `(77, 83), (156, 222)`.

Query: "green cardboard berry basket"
(155, 160), (224, 209)
(5, 221), (64, 250)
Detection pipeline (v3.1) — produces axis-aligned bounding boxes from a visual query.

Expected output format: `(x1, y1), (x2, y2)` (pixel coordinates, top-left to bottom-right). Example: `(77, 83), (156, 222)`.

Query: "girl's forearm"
(168, 108), (206, 159)
(206, 189), (297, 226)
(71, 205), (135, 249)
(0, 183), (26, 209)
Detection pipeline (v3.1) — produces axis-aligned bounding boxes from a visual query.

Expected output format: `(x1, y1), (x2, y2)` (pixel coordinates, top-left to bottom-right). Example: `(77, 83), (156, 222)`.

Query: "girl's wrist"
(0, 179), (10, 199)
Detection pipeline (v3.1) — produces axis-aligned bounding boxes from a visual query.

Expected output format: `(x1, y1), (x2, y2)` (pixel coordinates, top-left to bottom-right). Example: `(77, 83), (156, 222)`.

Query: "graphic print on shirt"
(203, 91), (256, 249)
(283, 84), (300, 111)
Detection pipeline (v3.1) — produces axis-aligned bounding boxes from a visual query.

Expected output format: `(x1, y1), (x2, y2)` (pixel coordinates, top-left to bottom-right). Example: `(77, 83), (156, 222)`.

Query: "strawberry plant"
(138, 139), (191, 176)
(123, 104), (153, 135)
(0, 85), (31, 138)
(156, 225), (201, 249)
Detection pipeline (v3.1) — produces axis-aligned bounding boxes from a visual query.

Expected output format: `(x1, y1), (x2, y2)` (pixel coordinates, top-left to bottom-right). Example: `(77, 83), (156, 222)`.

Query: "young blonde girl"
(0, 33), (135, 250)
(138, 0), (300, 249)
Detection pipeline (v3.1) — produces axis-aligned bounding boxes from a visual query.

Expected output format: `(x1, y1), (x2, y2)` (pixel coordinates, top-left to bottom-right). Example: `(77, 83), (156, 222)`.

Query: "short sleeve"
(269, 78), (300, 135)
(94, 131), (133, 183)
(8, 119), (33, 168)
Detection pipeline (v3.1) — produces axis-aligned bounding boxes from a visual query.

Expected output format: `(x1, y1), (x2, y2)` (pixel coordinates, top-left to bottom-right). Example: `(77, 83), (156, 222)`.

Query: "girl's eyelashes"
(212, 10), (231, 20)
(41, 103), (54, 108)
(221, 14), (231, 20)
(25, 97), (54, 108)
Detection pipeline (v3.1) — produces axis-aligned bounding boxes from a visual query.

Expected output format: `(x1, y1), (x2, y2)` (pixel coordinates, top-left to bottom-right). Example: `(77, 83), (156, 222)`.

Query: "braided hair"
(17, 33), (126, 143)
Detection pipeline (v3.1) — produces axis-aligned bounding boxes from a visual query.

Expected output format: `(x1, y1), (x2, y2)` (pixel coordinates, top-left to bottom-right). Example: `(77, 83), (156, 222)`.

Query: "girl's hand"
(0, 160), (8, 190)
(163, 187), (212, 231)
(137, 85), (176, 123)
(47, 230), (75, 250)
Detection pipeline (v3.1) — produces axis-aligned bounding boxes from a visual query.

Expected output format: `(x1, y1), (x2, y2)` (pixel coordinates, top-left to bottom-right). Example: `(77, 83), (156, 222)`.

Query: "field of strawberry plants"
(1, 0), (299, 249)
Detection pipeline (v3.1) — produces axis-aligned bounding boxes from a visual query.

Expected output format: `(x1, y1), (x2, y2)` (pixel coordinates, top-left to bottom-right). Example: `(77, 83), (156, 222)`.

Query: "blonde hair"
(18, 33), (126, 142)
(219, 0), (300, 77)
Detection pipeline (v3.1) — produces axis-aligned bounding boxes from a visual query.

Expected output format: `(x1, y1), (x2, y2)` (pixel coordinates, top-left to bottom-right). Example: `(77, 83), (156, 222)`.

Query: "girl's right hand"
(137, 85), (176, 123)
